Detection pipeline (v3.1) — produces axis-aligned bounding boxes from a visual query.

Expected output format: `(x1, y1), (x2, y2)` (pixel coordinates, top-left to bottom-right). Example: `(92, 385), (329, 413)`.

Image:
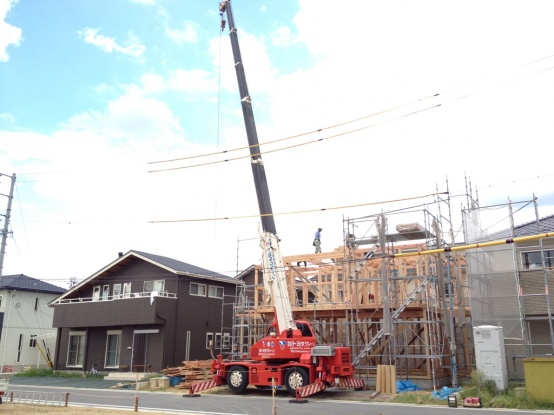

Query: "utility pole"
(0, 173), (16, 277)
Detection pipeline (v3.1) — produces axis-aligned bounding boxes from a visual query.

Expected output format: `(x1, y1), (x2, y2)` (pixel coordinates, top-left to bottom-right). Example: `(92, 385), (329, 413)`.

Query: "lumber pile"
(161, 360), (213, 389)
(375, 364), (397, 394)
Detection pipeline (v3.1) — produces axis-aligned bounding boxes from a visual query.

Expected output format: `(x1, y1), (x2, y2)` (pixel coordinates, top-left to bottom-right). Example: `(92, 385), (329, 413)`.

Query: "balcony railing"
(56, 291), (177, 304)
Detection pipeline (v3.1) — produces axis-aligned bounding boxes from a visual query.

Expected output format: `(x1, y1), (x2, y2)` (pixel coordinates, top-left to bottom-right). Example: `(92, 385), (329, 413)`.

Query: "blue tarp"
(396, 380), (422, 392)
(432, 386), (462, 400)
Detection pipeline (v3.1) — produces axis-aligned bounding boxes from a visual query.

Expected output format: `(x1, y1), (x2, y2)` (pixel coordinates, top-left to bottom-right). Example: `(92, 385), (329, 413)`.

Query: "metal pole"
(0, 173), (16, 276)
(446, 252), (458, 388)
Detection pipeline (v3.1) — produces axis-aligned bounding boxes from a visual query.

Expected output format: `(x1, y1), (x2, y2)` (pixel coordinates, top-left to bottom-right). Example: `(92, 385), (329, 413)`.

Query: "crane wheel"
(284, 367), (308, 396)
(227, 366), (249, 394)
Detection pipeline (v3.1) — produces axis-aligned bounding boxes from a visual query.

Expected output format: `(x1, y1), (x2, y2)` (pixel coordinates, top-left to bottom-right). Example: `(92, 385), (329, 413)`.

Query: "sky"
(1, 0), (553, 288)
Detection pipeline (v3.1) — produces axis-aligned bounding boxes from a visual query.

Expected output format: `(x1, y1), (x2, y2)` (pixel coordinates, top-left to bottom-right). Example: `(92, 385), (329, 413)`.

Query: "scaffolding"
(230, 187), (554, 388)
(230, 191), (473, 389)
(462, 196), (554, 381)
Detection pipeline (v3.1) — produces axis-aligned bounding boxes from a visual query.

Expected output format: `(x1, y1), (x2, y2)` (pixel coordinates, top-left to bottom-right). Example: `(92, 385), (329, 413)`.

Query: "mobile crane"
(189, 1), (364, 398)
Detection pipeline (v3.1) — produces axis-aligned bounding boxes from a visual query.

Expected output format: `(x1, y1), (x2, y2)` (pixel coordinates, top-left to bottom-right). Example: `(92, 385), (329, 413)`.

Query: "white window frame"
(67, 331), (86, 368)
(144, 279), (165, 293)
(113, 284), (122, 299)
(29, 334), (37, 348)
(123, 282), (132, 298)
(191, 282), (207, 297)
(215, 333), (222, 349)
(93, 286), (101, 301)
(521, 249), (554, 269)
(102, 285), (110, 301)
(206, 332), (214, 349)
(222, 333), (231, 349)
(208, 285), (224, 299)
(105, 330), (122, 368)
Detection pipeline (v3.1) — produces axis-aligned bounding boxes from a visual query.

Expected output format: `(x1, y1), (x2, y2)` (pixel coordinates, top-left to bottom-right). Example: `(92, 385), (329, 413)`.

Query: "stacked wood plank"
(161, 360), (213, 389)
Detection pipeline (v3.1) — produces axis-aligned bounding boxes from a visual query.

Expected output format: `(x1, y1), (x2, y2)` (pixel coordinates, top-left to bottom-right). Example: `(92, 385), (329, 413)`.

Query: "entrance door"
(131, 329), (159, 372)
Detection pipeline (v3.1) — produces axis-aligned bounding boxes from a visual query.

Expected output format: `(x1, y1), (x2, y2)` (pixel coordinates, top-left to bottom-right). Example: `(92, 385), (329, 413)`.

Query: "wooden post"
(134, 368), (139, 411)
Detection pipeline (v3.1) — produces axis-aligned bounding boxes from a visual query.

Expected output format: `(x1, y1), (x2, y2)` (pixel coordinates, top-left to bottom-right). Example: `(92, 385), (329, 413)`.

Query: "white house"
(0, 274), (66, 372)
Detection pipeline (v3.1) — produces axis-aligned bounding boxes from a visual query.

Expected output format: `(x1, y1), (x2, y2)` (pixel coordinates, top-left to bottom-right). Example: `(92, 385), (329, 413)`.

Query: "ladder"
(353, 276), (431, 365)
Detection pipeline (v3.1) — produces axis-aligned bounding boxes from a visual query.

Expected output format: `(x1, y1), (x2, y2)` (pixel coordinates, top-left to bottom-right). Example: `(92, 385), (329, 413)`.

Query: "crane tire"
(284, 366), (308, 396)
(227, 365), (249, 394)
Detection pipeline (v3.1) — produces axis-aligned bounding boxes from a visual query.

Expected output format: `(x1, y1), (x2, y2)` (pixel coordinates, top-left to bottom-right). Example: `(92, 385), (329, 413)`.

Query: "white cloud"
(165, 21), (198, 45)
(62, 90), (184, 146)
(79, 28), (146, 58)
(270, 26), (297, 47)
(0, 112), (14, 123)
(0, 0), (22, 62)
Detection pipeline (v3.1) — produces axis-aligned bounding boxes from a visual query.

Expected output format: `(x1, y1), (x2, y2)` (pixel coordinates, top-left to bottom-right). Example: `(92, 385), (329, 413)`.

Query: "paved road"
(6, 377), (554, 415)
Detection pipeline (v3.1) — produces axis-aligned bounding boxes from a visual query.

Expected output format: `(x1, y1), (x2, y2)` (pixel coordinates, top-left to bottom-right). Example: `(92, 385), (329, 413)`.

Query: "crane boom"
(195, 3), (364, 396)
(220, 0), (295, 332)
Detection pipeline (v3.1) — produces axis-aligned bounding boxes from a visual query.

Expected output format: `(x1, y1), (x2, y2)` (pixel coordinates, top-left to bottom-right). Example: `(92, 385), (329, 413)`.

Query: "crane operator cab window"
(296, 322), (312, 337)
(266, 324), (277, 337)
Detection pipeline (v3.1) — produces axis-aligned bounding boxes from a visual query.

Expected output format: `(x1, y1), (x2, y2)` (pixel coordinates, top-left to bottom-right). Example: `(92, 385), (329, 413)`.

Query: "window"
(105, 330), (121, 368)
(67, 331), (86, 367)
(522, 250), (554, 269)
(144, 279), (165, 293)
(0, 295), (3, 308)
(113, 284), (122, 299)
(215, 333), (222, 348)
(102, 285), (110, 300)
(29, 335), (37, 348)
(191, 282), (207, 296)
(208, 285), (224, 299)
(206, 332), (214, 349)
(123, 283), (132, 298)
(93, 286), (101, 301)
(16, 334), (23, 362)
(222, 333), (230, 349)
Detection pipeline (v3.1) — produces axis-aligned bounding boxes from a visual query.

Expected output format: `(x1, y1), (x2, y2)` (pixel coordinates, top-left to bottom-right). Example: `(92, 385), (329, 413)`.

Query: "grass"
(392, 370), (554, 410)
(14, 368), (84, 378)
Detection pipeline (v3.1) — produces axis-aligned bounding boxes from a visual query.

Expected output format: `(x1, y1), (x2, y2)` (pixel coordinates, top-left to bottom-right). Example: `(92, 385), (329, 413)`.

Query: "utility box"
(473, 325), (508, 390)
(523, 357), (554, 403)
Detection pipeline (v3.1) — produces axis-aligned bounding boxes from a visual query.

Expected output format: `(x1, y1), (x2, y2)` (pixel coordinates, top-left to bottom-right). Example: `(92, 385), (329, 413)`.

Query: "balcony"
(52, 291), (178, 328)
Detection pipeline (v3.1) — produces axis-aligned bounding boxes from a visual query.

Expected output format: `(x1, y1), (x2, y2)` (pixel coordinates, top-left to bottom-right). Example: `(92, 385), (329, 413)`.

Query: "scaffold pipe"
(391, 232), (554, 258)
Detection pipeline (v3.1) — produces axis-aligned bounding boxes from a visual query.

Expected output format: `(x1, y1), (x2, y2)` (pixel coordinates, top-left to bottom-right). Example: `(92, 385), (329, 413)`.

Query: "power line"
(149, 191), (445, 224)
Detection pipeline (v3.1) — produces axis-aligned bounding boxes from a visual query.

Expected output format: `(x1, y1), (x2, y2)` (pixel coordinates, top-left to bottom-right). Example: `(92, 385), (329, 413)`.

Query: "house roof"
(132, 250), (238, 282)
(235, 264), (257, 280)
(0, 274), (66, 294)
(480, 214), (554, 241)
(51, 250), (241, 304)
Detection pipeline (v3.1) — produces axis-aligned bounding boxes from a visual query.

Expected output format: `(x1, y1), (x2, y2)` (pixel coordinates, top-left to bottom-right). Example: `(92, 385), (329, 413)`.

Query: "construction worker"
(314, 228), (322, 253)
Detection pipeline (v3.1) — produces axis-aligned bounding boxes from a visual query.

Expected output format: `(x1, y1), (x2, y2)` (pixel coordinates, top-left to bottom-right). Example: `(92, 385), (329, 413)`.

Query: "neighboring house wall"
(51, 252), (238, 373)
(0, 283), (64, 372)
(466, 220), (554, 381)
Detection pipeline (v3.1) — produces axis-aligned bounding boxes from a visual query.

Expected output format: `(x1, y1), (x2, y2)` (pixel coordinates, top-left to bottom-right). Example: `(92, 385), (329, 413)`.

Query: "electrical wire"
(148, 103), (441, 173)
(148, 54), (554, 174)
(149, 191), (445, 223)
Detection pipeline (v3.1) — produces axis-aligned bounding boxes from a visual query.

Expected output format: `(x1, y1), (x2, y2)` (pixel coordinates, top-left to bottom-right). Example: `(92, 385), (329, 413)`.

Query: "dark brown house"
(48, 250), (241, 374)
